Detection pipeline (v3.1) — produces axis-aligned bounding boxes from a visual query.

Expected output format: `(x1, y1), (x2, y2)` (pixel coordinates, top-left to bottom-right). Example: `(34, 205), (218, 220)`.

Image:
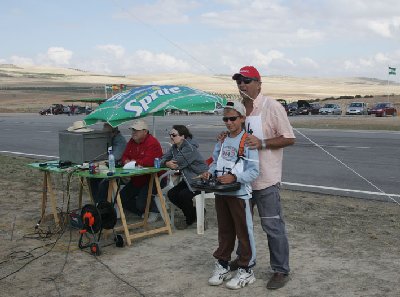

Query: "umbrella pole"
(152, 115), (156, 136)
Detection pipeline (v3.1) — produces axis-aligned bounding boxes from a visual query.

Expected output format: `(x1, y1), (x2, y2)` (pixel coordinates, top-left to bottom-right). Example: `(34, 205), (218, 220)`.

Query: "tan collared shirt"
(249, 94), (295, 190)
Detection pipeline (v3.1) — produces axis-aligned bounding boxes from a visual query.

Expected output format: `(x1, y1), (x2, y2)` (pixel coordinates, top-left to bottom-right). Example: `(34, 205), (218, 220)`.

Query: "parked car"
(213, 102), (224, 115)
(345, 102), (368, 115)
(74, 106), (92, 115)
(285, 100), (318, 115)
(319, 103), (342, 115)
(309, 102), (321, 115)
(370, 102), (397, 117)
(294, 100), (309, 115)
(39, 104), (64, 115)
(287, 102), (298, 116)
(62, 106), (71, 114)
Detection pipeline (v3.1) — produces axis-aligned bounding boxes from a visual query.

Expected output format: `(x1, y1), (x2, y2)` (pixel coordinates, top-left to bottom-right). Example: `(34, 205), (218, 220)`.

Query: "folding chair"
(154, 170), (181, 229)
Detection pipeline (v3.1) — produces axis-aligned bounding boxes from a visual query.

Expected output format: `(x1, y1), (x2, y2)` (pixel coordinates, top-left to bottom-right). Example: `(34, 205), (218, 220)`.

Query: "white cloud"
(359, 58), (373, 67)
(366, 17), (400, 38)
(46, 47), (73, 65)
(296, 29), (324, 41)
(127, 50), (191, 73)
(10, 55), (34, 66)
(374, 52), (389, 63)
(367, 20), (392, 38)
(342, 51), (395, 76)
(344, 60), (359, 71)
(201, 0), (289, 29)
(299, 57), (319, 69)
(254, 49), (294, 67)
(96, 44), (125, 59)
(115, 0), (199, 24)
(359, 52), (390, 67)
(83, 49), (191, 74)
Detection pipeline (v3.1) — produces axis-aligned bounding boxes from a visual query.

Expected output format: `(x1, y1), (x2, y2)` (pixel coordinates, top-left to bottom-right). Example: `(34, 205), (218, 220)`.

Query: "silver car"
(346, 102), (368, 115)
(319, 103), (342, 115)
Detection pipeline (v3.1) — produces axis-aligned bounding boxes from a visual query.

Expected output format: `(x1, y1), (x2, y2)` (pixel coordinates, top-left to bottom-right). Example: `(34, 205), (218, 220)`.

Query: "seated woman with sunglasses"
(160, 125), (209, 229)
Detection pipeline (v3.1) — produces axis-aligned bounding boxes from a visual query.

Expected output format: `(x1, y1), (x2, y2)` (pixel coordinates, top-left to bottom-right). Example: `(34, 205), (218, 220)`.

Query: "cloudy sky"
(1, 0), (400, 79)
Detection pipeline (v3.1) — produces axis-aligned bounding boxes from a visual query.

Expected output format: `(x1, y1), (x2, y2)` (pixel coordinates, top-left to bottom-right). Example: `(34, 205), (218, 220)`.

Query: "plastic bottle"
(108, 148), (115, 173)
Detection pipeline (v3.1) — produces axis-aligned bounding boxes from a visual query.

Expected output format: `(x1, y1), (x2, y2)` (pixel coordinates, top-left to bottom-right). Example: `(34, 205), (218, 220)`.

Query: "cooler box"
(59, 130), (111, 164)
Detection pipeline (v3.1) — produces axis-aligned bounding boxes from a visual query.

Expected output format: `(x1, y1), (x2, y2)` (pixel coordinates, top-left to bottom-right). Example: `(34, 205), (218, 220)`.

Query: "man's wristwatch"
(261, 141), (267, 150)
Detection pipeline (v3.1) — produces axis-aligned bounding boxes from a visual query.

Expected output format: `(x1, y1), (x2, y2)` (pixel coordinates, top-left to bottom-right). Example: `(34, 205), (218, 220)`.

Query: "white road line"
(282, 182), (400, 198)
(2, 130), (53, 133)
(324, 145), (370, 149)
(0, 151), (58, 159)
(297, 143), (371, 149)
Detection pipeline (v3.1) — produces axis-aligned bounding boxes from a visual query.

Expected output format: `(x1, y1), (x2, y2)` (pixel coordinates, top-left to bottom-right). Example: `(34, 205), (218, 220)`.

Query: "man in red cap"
(230, 66), (296, 289)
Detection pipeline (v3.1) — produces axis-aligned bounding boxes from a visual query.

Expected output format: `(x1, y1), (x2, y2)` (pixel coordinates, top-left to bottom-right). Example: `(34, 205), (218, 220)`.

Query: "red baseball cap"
(232, 66), (261, 81)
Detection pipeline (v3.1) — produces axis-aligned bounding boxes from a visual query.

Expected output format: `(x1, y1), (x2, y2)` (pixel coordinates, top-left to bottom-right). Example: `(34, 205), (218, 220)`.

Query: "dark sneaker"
(266, 272), (289, 290)
(175, 220), (189, 230)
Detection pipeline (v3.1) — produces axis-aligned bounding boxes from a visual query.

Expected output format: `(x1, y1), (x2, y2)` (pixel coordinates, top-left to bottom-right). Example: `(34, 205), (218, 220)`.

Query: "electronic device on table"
(59, 130), (111, 164)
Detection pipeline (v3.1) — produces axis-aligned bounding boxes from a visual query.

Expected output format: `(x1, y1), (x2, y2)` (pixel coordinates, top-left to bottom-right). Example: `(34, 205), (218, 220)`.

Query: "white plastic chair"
(166, 189), (214, 234)
(194, 191), (215, 235)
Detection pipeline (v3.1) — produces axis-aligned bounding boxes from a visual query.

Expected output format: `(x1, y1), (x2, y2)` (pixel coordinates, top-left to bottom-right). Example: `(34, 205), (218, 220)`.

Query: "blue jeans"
(253, 184), (290, 274)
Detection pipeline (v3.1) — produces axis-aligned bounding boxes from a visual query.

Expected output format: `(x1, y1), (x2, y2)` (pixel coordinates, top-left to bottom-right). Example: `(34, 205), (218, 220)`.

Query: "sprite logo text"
(124, 87), (181, 116)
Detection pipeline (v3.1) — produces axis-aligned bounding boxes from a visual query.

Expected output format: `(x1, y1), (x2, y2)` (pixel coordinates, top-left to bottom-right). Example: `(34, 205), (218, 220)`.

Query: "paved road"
(1, 113), (399, 203)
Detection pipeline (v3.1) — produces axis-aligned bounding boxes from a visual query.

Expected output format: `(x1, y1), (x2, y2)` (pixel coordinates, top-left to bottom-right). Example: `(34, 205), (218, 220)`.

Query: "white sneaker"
(147, 212), (161, 223)
(226, 268), (256, 290)
(208, 262), (232, 286)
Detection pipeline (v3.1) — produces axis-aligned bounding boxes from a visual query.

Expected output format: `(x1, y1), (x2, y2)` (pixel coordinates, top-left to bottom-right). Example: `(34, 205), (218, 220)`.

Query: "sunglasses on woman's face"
(169, 133), (178, 138)
(222, 116), (240, 122)
(235, 77), (258, 85)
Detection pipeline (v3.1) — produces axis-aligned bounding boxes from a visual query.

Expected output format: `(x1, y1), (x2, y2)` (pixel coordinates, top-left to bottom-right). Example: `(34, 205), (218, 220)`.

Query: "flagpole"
(387, 66), (390, 101)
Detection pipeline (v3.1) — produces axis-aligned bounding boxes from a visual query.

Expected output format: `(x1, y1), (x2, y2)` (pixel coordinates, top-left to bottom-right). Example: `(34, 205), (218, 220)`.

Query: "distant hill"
(1, 64), (399, 99)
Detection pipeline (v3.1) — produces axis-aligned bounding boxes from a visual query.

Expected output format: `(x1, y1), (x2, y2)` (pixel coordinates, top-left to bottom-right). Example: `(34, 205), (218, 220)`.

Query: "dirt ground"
(0, 155), (399, 297)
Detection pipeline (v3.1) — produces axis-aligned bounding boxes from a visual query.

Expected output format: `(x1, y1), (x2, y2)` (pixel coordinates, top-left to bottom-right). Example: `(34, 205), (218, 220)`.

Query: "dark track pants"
(213, 195), (256, 269)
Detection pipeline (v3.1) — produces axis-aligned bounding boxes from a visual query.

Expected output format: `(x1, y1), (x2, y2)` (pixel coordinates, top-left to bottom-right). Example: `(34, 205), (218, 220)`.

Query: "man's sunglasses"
(222, 116), (240, 122)
(169, 133), (178, 138)
(235, 77), (258, 85)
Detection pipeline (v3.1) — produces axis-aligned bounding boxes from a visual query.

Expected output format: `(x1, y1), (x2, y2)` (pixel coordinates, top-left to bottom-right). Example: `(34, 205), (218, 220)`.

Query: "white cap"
(224, 101), (246, 116)
(128, 119), (148, 131)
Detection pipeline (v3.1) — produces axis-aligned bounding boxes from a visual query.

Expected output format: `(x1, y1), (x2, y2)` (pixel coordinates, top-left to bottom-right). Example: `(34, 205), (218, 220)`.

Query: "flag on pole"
(389, 66), (396, 75)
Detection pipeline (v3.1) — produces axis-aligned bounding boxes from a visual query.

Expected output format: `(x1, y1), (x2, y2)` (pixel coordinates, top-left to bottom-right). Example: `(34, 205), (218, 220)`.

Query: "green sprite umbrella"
(84, 85), (226, 127)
